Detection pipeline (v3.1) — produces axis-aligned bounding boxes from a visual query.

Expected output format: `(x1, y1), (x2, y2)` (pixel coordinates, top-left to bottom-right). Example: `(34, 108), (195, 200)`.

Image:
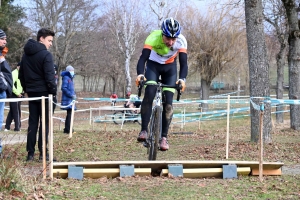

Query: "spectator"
(61, 65), (76, 134)
(110, 91), (118, 106)
(19, 28), (57, 161)
(5, 62), (23, 131)
(0, 29), (13, 131)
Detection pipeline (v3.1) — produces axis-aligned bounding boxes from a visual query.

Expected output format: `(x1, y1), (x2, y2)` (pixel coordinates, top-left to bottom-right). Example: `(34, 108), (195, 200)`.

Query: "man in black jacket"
(0, 29), (13, 131)
(19, 28), (57, 161)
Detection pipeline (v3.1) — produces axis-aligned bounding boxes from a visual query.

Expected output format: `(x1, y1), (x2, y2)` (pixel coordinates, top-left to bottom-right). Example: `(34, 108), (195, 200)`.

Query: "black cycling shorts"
(145, 60), (177, 92)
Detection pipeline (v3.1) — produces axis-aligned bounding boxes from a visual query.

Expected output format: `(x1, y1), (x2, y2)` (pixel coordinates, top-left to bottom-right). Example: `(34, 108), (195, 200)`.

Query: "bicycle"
(138, 78), (182, 160)
(112, 104), (141, 125)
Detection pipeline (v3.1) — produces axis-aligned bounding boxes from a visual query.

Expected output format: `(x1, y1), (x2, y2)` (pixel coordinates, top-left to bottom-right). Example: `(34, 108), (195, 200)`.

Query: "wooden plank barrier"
(53, 168), (152, 179)
(160, 167), (251, 178)
(52, 160), (283, 179)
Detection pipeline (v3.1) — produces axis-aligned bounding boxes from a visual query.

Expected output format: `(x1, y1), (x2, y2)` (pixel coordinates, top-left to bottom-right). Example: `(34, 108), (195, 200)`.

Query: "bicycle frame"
(138, 78), (182, 160)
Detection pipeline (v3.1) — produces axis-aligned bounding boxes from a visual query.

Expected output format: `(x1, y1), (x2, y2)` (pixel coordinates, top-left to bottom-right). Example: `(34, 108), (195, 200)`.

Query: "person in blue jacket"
(61, 65), (76, 134)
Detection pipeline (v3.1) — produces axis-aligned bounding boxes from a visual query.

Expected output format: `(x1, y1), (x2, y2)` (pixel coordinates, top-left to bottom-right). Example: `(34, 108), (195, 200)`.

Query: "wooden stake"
(104, 114), (107, 131)
(226, 95), (230, 159)
(90, 106), (92, 125)
(41, 96), (46, 179)
(69, 101), (75, 138)
(49, 95), (53, 179)
(259, 109), (264, 182)
(198, 107), (202, 131)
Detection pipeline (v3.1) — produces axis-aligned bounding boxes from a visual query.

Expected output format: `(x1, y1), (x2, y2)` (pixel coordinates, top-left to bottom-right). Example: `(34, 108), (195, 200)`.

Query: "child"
(61, 65), (76, 134)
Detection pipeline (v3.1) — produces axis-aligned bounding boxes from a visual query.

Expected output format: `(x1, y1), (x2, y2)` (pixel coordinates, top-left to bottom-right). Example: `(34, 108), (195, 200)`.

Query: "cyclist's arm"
(178, 51), (188, 80)
(137, 48), (151, 75)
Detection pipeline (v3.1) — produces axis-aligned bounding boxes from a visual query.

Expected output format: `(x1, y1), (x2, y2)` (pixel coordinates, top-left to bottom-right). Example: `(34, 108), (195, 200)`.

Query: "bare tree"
(281, 0), (300, 130)
(180, 3), (245, 109)
(264, 0), (289, 123)
(28, 0), (99, 74)
(149, 0), (181, 28)
(100, 0), (145, 94)
(245, 0), (272, 143)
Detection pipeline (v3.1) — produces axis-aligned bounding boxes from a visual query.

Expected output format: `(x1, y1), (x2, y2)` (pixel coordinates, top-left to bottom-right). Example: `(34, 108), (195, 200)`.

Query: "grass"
(1, 98), (300, 199)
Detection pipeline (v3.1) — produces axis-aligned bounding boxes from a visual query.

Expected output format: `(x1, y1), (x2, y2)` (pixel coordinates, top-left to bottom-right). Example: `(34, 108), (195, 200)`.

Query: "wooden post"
(259, 106), (264, 182)
(183, 107), (186, 126)
(198, 107), (202, 131)
(41, 96), (46, 179)
(92, 118), (94, 130)
(226, 95), (230, 159)
(104, 114), (107, 131)
(69, 101), (75, 138)
(180, 111), (183, 131)
(90, 106), (92, 125)
(48, 95), (53, 179)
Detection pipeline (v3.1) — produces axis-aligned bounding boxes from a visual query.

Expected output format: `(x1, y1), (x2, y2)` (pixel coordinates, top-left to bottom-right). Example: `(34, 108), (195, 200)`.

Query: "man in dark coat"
(19, 28), (57, 161)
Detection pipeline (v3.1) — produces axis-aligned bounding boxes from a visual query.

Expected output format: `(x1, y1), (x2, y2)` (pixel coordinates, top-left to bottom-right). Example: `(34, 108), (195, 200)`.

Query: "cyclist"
(135, 17), (187, 151)
(125, 92), (141, 113)
(110, 91), (118, 106)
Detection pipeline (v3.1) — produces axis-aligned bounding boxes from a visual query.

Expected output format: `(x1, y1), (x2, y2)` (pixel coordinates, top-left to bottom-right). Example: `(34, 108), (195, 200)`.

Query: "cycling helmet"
(161, 17), (181, 38)
(126, 92), (131, 98)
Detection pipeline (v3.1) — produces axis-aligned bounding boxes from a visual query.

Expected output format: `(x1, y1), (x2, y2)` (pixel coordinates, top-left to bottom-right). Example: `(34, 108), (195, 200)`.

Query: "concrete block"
(168, 164), (183, 177)
(222, 164), (237, 179)
(120, 165), (134, 177)
(68, 165), (84, 180)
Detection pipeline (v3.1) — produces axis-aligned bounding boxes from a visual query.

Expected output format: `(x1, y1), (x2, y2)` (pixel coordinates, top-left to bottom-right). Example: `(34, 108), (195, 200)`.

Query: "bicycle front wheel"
(148, 106), (162, 161)
(112, 111), (126, 125)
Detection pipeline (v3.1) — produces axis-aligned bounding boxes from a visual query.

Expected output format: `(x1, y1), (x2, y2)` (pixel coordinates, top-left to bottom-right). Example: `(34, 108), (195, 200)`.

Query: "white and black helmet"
(161, 17), (181, 38)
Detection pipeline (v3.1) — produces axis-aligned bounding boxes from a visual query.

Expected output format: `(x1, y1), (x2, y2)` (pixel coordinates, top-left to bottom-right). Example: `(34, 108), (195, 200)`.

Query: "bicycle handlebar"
(137, 77), (182, 101)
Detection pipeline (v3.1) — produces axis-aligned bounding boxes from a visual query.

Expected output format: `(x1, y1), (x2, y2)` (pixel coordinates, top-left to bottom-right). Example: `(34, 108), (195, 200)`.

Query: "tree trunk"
(201, 79), (211, 111)
(282, 0), (300, 130)
(125, 55), (132, 94)
(102, 80), (107, 96)
(276, 41), (287, 123)
(245, 0), (272, 143)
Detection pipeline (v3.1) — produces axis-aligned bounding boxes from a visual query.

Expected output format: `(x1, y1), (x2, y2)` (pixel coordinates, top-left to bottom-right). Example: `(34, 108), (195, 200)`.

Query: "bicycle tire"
(148, 106), (162, 160)
(112, 111), (126, 125)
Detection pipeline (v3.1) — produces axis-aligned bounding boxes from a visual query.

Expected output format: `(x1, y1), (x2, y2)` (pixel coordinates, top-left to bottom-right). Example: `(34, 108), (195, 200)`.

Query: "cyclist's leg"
(161, 61), (177, 137)
(160, 62), (177, 150)
(137, 61), (159, 141)
(141, 61), (160, 131)
(161, 91), (174, 137)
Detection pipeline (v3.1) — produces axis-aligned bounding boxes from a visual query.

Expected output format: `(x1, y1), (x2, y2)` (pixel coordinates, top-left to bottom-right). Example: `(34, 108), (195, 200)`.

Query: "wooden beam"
(161, 167), (251, 178)
(251, 168), (282, 176)
(53, 168), (152, 179)
(53, 160), (284, 170)
(51, 160), (283, 179)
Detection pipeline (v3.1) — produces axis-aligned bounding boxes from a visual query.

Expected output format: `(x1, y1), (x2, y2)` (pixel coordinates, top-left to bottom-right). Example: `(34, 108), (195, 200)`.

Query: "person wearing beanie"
(0, 29), (13, 131)
(5, 62), (23, 131)
(60, 65), (76, 134)
(19, 28), (56, 162)
(110, 91), (118, 106)
(0, 29), (6, 39)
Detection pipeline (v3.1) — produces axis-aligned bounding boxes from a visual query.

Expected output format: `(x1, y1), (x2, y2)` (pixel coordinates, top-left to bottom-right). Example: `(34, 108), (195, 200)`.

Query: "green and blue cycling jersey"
(136, 30), (188, 81)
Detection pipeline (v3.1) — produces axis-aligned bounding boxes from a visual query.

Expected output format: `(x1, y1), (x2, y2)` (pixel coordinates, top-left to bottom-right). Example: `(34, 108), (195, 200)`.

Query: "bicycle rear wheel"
(112, 111), (126, 125)
(148, 106), (162, 160)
